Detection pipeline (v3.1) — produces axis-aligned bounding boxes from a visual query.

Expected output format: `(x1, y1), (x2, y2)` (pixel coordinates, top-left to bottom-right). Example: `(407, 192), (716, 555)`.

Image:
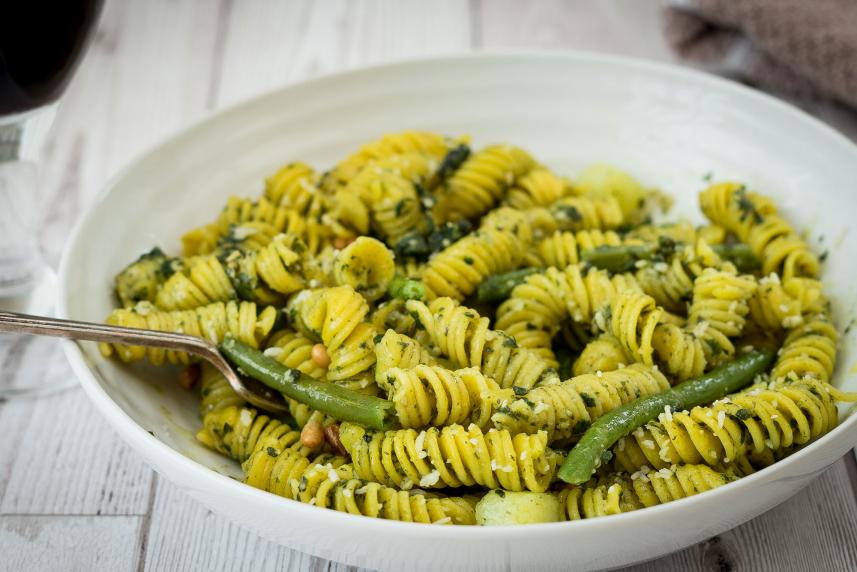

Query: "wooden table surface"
(2, 2), (857, 571)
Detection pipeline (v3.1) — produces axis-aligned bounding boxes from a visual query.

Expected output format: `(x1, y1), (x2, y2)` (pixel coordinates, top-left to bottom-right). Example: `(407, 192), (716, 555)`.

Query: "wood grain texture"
(2, 0), (857, 571)
(477, 0), (676, 59)
(0, 515), (141, 572)
(215, 0), (472, 107)
(0, 339), (153, 516)
(141, 478), (362, 572)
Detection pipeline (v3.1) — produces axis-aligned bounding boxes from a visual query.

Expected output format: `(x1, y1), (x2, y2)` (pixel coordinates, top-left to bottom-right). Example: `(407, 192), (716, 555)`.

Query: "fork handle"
(0, 310), (290, 414)
(0, 310), (219, 357)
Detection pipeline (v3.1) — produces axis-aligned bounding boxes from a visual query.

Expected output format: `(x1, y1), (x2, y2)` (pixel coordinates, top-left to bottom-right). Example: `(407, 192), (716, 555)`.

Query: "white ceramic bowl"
(59, 52), (857, 571)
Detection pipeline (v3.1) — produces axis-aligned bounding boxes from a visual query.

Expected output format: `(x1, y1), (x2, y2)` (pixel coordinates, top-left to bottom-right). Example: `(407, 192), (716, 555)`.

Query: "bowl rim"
(58, 49), (857, 538)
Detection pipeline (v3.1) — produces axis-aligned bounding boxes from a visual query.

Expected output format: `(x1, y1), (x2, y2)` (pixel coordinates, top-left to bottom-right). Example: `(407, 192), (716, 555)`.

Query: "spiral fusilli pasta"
(340, 422), (561, 492)
(101, 300), (277, 364)
(699, 182), (818, 279)
(407, 297), (558, 389)
(490, 364), (670, 442)
(103, 131), (851, 527)
(243, 449), (477, 524)
(386, 365), (499, 429)
(558, 463), (736, 520)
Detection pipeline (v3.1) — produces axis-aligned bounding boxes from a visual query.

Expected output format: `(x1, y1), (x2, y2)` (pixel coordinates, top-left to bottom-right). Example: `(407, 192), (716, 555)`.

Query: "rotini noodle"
(340, 422), (561, 492)
(407, 297), (558, 389)
(101, 300), (277, 364)
(243, 449), (477, 524)
(490, 363), (670, 442)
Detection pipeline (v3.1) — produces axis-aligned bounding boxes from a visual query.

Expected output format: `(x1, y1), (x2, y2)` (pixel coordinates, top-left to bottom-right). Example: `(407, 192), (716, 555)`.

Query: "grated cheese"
(419, 470), (441, 487)
(692, 320), (709, 338)
(414, 430), (427, 459)
(263, 347), (284, 358)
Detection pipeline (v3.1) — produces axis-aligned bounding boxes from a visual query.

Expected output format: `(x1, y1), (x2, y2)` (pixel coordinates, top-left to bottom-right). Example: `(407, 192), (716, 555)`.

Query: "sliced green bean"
(388, 274), (426, 301)
(711, 244), (761, 272)
(580, 245), (655, 274)
(581, 242), (761, 274)
(557, 349), (774, 485)
(477, 268), (544, 303)
(220, 336), (397, 430)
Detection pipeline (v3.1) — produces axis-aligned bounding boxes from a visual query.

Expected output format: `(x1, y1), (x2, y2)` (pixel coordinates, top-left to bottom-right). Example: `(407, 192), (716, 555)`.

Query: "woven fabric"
(662, 0), (857, 107)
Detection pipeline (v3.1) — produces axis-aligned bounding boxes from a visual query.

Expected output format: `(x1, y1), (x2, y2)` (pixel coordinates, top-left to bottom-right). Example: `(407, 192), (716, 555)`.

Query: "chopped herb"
(427, 220), (472, 255)
(580, 392), (596, 408)
(394, 199), (408, 217)
(512, 386), (528, 396)
(819, 250), (829, 262)
(600, 450), (613, 464)
(266, 447), (279, 457)
(373, 334), (384, 344)
(394, 233), (430, 259)
(363, 433), (374, 443)
(495, 489), (506, 498)
(702, 171), (713, 182)
(734, 408), (752, 421)
(706, 338), (724, 357)
(573, 420), (590, 434)
(734, 186), (763, 223)
(434, 144), (471, 184)
(463, 256), (474, 265)
(502, 336), (518, 348)
(554, 204), (583, 224)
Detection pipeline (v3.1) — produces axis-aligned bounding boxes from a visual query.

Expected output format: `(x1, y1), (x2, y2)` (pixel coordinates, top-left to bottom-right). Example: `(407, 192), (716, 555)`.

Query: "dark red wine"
(0, 0), (103, 116)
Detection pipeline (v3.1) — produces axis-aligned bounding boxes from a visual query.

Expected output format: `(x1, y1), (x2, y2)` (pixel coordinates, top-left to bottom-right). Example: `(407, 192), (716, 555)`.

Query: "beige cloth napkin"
(662, 0), (857, 108)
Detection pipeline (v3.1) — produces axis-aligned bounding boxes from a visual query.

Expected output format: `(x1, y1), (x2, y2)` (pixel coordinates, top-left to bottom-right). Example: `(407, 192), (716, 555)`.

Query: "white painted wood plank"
(142, 477), (362, 572)
(215, 0), (472, 106)
(0, 515), (141, 572)
(0, 380), (153, 516)
(477, 0), (675, 61)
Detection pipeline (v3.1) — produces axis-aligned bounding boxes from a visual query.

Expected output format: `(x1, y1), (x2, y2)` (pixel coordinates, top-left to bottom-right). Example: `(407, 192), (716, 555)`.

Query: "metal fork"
(0, 311), (289, 413)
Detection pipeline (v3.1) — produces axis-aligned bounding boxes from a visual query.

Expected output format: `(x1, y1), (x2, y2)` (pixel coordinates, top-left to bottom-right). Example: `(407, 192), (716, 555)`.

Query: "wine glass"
(0, 0), (104, 397)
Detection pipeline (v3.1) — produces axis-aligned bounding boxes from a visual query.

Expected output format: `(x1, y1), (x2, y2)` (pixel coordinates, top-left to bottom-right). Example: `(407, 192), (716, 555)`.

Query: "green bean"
(220, 336), (397, 430)
(581, 243), (761, 274)
(580, 245), (654, 274)
(557, 349), (774, 485)
(477, 268), (544, 303)
(393, 232), (430, 259)
(711, 244), (761, 272)
(388, 274), (426, 301)
(427, 143), (471, 189)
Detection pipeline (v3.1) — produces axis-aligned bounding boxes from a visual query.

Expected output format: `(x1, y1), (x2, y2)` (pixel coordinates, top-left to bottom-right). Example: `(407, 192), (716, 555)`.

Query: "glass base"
(0, 265), (78, 400)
